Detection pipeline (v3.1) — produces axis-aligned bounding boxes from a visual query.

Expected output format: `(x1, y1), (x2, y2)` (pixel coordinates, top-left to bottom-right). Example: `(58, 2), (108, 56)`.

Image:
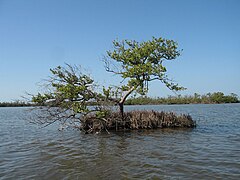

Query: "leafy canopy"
(32, 64), (97, 114)
(104, 37), (185, 97)
(30, 37), (186, 128)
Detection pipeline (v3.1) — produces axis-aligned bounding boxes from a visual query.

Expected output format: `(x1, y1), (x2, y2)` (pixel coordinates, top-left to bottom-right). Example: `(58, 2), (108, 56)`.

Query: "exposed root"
(80, 110), (196, 134)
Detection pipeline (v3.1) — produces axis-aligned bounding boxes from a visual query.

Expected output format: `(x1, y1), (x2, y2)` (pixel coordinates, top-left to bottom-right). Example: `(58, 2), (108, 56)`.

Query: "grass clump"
(80, 110), (196, 134)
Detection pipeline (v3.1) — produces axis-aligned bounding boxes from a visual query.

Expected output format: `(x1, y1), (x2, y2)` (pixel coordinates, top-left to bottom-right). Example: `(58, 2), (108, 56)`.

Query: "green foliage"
(125, 92), (240, 105)
(96, 110), (109, 119)
(31, 64), (97, 114)
(32, 93), (53, 105)
(30, 37), (189, 129)
(104, 37), (185, 104)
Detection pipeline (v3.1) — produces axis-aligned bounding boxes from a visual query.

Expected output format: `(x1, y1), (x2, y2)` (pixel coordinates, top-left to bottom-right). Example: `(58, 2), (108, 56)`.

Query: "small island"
(20, 37), (237, 134)
(1, 1), (240, 179)
(26, 37), (198, 133)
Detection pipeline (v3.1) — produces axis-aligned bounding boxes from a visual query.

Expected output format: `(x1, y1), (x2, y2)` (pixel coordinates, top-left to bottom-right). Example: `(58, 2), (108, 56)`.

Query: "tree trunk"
(118, 86), (135, 120)
(119, 102), (124, 119)
(115, 86), (136, 130)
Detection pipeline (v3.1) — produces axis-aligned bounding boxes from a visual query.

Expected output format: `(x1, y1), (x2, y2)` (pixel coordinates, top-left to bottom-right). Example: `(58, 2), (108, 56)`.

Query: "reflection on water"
(0, 104), (240, 179)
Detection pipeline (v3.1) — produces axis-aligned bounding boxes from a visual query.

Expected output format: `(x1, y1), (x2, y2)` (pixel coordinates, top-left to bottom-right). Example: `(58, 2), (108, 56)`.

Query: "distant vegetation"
(126, 92), (239, 105)
(0, 101), (33, 107)
(1, 92), (238, 107)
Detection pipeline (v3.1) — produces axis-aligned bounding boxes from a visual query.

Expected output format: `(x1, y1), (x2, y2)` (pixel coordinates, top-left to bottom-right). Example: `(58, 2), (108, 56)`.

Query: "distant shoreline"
(0, 103), (34, 107)
(125, 92), (239, 105)
(1, 92), (239, 107)
(0, 102), (239, 108)
(125, 102), (240, 106)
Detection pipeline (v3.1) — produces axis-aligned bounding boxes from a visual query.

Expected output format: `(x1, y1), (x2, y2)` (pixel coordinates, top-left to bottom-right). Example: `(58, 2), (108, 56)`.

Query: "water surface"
(0, 104), (240, 179)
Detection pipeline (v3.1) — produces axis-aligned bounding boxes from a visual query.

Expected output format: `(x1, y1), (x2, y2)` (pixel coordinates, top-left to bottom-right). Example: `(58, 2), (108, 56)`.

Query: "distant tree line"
(0, 101), (33, 107)
(125, 92), (239, 105)
(1, 92), (239, 107)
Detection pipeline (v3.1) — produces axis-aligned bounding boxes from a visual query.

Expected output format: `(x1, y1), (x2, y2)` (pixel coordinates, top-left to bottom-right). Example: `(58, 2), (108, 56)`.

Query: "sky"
(0, 0), (240, 102)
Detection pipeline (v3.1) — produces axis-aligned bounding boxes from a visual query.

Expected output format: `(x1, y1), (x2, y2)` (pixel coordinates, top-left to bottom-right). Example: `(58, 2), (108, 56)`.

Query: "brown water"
(0, 104), (240, 179)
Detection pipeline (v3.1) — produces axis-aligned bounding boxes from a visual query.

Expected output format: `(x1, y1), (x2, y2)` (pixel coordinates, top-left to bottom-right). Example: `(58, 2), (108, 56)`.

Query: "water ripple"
(0, 104), (240, 179)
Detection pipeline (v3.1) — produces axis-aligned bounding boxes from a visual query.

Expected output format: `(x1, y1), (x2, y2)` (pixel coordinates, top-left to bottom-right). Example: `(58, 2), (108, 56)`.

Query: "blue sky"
(0, 0), (240, 102)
